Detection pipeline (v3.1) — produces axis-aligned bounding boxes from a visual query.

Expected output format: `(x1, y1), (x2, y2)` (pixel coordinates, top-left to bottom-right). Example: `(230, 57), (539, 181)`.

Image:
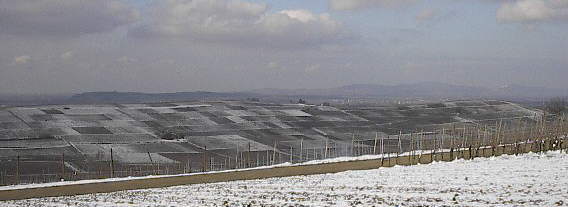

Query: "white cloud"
(279, 10), (318, 23)
(130, 0), (344, 48)
(14, 55), (31, 64)
(329, 0), (417, 11)
(497, 0), (568, 23)
(0, 0), (139, 36)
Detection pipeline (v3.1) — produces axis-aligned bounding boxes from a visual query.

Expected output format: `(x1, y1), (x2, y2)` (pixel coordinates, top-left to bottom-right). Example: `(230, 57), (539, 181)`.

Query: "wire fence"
(1, 114), (567, 186)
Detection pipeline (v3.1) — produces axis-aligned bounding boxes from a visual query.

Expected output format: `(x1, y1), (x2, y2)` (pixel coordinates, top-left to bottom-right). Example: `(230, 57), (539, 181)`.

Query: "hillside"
(0, 100), (540, 181)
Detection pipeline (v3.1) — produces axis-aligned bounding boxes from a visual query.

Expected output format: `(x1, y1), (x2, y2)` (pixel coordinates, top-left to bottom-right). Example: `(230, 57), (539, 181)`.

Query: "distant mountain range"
(1, 82), (566, 106)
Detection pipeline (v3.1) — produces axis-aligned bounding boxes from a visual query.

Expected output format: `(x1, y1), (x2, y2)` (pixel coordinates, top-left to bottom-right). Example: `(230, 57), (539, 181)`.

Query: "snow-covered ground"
(3, 151), (568, 207)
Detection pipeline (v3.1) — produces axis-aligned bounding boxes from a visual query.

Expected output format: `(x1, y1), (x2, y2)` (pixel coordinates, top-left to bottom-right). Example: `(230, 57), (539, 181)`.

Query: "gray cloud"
(497, 0), (568, 23)
(130, 0), (345, 48)
(0, 0), (567, 95)
(416, 8), (438, 21)
(13, 55), (31, 64)
(329, 0), (417, 11)
(0, 0), (139, 36)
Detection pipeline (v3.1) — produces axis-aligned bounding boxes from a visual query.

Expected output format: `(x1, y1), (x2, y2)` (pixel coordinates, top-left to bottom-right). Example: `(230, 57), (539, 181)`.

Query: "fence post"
(299, 138), (304, 162)
(324, 139), (329, 159)
(235, 145), (239, 168)
(431, 133), (437, 162)
(351, 133), (355, 156)
(187, 153), (191, 173)
(396, 131), (402, 165)
(418, 130), (423, 163)
(203, 146), (208, 172)
(247, 142), (251, 168)
(398, 131), (403, 155)
(373, 132), (378, 154)
(409, 132), (414, 164)
(61, 153), (65, 181)
(290, 145), (293, 163)
(256, 151), (260, 167)
(272, 141), (277, 165)
(476, 128), (481, 158)
(380, 135), (385, 166)
(16, 155), (20, 184)
(110, 148), (114, 178)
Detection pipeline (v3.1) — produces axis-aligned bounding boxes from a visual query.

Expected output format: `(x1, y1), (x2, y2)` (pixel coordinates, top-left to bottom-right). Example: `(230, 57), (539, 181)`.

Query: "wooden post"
(324, 139), (329, 159)
(398, 131), (403, 154)
(432, 132), (437, 162)
(300, 138), (304, 162)
(461, 126), (466, 158)
(187, 154), (191, 173)
(498, 119), (503, 146)
(290, 145), (293, 163)
(418, 130), (423, 163)
(440, 129), (445, 160)
(450, 124), (455, 160)
(256, 152), (260, 167)
(380, 135), (385, 165)
(265, 150), (269, 166)
(272, 141), (277, 165)
(110, 148), (114, 178)
(483, 125), (488, 148)
(476, 128), (481, 158)
(409, 132), (414, 164)
(203, 146), (208, 172)
(373, 132), (378, 154)
(381, 135), (385, 155)
(351, 132), (355, 156)
(235, 145), (239, 168)
(247, 142), (251, 168)
(441, 128), (445, 149)
(61, 153), (65, 180)
(16, 155), (20, 184)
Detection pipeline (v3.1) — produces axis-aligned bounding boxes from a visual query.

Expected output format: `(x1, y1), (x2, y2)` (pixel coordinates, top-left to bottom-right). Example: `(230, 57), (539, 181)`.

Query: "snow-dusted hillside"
(3, 151), (567, 207)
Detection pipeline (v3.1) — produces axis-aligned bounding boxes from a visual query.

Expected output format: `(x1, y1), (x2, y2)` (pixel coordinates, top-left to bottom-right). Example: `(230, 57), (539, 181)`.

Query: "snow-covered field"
(3, 151), (568, 207)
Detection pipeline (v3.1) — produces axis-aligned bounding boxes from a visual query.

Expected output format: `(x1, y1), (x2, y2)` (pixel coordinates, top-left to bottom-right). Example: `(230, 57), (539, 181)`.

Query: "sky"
(0, 0), (567, 95)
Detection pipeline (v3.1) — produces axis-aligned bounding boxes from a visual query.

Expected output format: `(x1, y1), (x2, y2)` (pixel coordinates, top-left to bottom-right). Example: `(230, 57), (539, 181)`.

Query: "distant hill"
(1, 82), (566, 106)
(67, 91), (255, 104)
(493, 84), (568, 99)
(250, 82), (567, 99)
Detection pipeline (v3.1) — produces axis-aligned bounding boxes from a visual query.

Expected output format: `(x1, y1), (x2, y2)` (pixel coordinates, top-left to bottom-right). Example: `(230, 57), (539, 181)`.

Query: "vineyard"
(0, 100), (564, 187)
